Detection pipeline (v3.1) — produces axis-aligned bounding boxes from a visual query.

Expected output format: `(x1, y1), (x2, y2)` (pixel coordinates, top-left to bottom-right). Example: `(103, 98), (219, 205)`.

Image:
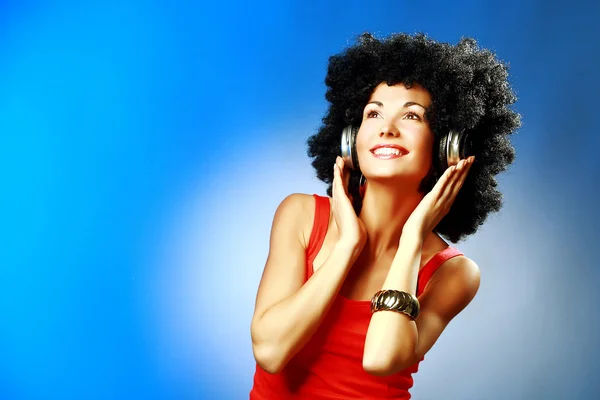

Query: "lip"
(370, 144), (409, 159)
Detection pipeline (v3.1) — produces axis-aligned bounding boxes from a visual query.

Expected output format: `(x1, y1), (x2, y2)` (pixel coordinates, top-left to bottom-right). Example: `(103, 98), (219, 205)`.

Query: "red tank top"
(250, 194), (463, 399)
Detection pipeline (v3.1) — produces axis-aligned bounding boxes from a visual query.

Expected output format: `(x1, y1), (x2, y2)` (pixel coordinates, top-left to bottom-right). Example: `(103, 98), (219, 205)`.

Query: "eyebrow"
(367, 101), (427, 110)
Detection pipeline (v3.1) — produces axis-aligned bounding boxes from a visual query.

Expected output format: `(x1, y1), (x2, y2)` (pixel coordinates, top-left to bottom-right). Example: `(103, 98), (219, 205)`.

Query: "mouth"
(370, 144), (409, 159)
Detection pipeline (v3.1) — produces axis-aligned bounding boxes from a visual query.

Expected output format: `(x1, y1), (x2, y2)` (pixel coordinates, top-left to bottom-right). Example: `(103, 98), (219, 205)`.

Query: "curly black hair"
(307, 32), (521, 243)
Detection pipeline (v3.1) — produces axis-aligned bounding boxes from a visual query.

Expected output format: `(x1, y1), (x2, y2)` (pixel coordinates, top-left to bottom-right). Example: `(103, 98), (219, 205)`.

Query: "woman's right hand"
(333, 156), (367, 251)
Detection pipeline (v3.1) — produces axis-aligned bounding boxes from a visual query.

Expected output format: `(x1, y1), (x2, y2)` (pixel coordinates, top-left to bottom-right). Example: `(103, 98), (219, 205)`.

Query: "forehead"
(369, 82), (432, 107)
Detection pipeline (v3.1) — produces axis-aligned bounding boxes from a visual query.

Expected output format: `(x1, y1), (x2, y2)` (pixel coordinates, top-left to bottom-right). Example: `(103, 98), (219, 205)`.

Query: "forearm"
(363, 235), (423, 375)
(251, 241), (360, 373)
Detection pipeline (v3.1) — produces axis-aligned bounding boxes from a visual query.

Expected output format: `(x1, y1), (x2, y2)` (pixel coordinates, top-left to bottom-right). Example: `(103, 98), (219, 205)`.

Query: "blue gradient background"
(1, 1), (599, 399)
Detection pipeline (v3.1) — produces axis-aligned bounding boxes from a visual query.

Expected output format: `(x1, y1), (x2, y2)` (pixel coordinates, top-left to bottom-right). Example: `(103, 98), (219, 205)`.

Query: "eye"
(404, 111), (422, 120)
(366, 110), (381, 119)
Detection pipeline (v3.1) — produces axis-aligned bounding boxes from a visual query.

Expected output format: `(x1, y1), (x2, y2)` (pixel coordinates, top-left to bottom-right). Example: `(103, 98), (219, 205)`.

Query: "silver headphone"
(341, 125), (472, 173)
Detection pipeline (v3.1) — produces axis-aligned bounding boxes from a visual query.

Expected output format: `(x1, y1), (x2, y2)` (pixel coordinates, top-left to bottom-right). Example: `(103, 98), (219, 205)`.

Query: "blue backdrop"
(1, 1), (599, 399)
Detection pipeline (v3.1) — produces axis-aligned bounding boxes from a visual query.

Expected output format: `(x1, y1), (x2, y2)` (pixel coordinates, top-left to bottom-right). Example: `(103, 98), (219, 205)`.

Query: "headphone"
(340, 125), (473, 174)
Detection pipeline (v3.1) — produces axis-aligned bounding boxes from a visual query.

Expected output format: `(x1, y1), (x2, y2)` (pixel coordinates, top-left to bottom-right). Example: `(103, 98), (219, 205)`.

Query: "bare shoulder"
(421, 255), (481, 321)
(271, 193), (318, 248)
(277, 193), (315, 212)
(439, 255), (479, 280)
(435, 255), (480, 295)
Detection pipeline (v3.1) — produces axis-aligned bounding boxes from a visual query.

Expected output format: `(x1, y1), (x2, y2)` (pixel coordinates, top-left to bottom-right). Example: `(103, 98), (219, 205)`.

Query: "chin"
(365, 171), (419, 185)
(364, 163), (417, 176)
(363, 165), (426, 186)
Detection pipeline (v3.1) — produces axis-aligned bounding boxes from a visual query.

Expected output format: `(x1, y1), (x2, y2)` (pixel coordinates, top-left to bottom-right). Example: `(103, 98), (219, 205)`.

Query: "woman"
(249, 32), (520, 399)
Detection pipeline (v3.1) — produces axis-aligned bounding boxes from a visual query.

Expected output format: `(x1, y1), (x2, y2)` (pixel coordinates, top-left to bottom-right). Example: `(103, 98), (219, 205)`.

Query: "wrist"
(398, 230), (424, 251)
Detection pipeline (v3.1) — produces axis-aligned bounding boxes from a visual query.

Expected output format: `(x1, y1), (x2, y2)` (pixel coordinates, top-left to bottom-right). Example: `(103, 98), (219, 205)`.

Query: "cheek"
(417, 136), (434, 159)
(409, 131), (435, 167)
(354, 127), (372, 157)
(355, 116), (386, 150)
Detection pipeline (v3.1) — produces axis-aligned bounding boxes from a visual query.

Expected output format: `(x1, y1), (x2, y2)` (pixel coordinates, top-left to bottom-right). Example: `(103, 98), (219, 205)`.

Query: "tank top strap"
(417, 246), (464, 296)
(305, 194), (331, 280)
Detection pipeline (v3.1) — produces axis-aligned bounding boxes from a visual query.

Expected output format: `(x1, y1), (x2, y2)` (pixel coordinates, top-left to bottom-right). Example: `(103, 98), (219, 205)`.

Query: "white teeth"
(374, 148), (401, 156)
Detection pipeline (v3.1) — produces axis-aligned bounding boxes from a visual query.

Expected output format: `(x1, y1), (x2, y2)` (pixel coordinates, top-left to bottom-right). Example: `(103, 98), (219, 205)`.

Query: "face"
(355, 82), (434, 186)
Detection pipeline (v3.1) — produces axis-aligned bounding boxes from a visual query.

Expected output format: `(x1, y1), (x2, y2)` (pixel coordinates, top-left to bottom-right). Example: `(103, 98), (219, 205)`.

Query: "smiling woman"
(248, 32), (520, 399)
(356, 83), (434, 191)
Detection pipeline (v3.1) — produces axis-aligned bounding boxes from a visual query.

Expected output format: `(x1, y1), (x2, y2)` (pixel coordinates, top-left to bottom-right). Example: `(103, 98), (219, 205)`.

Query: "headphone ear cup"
(460, 133), (473, 160)
(447, 130), (472, 168)
(350, 126), (360, 171)
(437, 133), (449, 172)
(438, 130), (473, 172)
(341, 125), (360, 171)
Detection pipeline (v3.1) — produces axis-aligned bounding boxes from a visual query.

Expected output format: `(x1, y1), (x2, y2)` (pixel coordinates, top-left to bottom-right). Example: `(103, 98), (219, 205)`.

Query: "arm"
(251, 188), (363, 374)
(363, 240), (480, 375)
(251, 158), (365, 374)
(364, 156), (479, 375)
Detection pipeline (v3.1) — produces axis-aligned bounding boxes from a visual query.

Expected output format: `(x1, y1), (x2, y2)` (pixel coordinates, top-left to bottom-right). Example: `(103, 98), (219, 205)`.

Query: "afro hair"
(307, 32), (521, 243)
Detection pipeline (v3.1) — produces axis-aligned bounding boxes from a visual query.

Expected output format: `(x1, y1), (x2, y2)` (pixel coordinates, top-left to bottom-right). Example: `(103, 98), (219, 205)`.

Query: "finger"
(332, 164), (341, 223)
(336, 156), (344, 171)
(446, 157), (474, 202)
(434, 164), (459, 197)
(333, 163), (341, 200)
(454, 157), (474, 185)
(333, 163), (349, 204)
(333, 164), (343, 217)
(335, 156), (350, 196)
(334, 161), (354, 209)
(438, 158), (471, 204)
(336, 157), (350, 195)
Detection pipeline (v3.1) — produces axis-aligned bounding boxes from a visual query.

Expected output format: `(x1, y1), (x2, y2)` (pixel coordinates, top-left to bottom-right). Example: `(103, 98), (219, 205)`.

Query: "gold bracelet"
(370, 289), (420, 320)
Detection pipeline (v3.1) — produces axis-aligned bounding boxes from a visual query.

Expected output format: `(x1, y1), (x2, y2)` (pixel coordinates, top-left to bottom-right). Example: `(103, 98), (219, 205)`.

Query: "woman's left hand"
(403, 156), (475, 243)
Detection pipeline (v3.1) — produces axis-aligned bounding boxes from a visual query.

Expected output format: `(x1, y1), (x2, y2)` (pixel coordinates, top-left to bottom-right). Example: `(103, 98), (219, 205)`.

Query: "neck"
(358, 180), (424, 258)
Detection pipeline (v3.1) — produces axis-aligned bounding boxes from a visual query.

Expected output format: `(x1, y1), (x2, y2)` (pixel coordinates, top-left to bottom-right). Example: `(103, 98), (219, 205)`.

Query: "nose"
(379, 122), (401, 138)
